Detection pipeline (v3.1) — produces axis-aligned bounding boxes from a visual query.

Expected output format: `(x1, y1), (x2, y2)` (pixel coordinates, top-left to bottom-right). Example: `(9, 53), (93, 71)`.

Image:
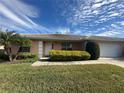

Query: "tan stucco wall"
(11, 45), (19, 54)
(11, 39), (124, 58)
(95, 40), (124, 50)
(11, 40), (39, 55)
(72, 42), (84, 50)
(94, 40), (124, 44)
(30, 40), (39, 54)
(52, 41), (84, 50)
(53, 42), (62, 50)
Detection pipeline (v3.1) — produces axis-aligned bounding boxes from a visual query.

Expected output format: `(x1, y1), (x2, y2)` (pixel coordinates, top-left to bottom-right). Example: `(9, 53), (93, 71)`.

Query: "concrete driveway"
(97, 58), (124, 68)
(32, 58), (124, 68)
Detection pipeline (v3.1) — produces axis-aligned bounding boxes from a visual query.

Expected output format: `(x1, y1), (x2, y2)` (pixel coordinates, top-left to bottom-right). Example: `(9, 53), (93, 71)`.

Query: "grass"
(0, 64), (124, 93)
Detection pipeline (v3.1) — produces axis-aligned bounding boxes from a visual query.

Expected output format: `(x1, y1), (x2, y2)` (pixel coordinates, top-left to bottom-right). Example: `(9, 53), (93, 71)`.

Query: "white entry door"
(44, 42), (52, 56)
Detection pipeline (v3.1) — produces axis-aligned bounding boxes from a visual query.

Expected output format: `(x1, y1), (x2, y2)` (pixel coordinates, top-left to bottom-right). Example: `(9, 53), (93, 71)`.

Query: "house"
(20, 34), (124, 58)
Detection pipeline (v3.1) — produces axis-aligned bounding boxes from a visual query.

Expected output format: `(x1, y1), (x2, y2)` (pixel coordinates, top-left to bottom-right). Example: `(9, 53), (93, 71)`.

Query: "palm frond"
(0, 30), (20, 46)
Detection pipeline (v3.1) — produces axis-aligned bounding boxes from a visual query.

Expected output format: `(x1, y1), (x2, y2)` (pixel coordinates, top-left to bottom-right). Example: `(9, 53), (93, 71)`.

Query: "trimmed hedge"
(86, 41), (100, 60)
(49, 50), (91, 61)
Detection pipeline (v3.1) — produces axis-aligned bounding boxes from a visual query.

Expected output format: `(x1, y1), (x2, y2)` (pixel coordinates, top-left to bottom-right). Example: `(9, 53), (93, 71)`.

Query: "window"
(19, 47), (30, 52)
(62, 42), (72, 50)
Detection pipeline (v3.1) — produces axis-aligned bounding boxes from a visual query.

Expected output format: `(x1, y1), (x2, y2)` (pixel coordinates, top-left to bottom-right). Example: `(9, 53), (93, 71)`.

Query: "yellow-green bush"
(49, 50), (91, 61)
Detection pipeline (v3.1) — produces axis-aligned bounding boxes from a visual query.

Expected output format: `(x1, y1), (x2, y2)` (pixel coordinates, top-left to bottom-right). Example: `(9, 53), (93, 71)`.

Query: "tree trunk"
(4, 46), (13, 62)
(13, 53), (18, 62)
(13, 46), (20, 62)
(9, 54), (13, 62)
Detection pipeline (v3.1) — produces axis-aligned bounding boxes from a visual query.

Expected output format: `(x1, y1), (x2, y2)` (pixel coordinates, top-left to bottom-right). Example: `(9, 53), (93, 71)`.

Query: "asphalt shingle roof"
(21, 34), (124, 42)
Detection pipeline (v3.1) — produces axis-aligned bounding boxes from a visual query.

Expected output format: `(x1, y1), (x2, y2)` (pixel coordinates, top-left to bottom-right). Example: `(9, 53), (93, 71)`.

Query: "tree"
(13, 37), (31, 61)
(0, 30), (31, 62)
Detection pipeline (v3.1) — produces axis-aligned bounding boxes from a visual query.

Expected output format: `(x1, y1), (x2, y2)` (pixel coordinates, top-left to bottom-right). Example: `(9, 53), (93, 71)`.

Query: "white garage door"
(99, 42), (123, 57)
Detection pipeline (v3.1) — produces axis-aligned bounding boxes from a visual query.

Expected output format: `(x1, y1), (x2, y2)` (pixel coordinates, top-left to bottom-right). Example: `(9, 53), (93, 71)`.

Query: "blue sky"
(0, 0), (124, 37)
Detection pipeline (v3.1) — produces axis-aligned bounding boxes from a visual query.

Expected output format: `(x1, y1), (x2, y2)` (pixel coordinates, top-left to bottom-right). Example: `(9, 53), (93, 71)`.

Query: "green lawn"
(0, 64), (124, 93)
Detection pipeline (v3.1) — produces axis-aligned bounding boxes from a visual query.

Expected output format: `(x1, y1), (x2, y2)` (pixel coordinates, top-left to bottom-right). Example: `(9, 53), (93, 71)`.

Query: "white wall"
(38, 41), (43, 58)
(44, 42), (52, 56)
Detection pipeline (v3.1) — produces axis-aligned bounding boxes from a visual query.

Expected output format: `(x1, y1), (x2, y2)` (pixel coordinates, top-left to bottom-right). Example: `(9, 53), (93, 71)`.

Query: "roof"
(21, 34), (124, 42)
(21, 34), (84, 41)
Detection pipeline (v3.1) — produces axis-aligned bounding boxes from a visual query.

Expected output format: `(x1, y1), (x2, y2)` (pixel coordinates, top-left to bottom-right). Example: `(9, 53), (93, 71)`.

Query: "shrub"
(49, 50), (91, 61)
(16, 59), (37, 63)
(0, 49), (4, 54)
(86, 41), (100, 60)
(17, 53), (38, 59)
(0, 50), (9, 61)
(16, 53), (38, 63)
(0, 53), (9, 61)
(0, 52), (38, 62)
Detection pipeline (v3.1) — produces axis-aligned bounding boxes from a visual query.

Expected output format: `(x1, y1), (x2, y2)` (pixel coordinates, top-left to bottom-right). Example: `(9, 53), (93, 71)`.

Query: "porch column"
(38, 41), (43, 59)
(83, 41), (88, 51)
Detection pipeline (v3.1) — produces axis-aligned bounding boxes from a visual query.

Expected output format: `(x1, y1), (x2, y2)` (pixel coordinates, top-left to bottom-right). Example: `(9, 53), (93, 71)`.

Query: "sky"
(0, 0), (124, 37)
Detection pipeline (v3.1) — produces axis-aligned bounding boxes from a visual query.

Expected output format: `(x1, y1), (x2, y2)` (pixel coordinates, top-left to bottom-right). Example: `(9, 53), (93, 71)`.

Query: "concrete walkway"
(32, 58), (124, 68)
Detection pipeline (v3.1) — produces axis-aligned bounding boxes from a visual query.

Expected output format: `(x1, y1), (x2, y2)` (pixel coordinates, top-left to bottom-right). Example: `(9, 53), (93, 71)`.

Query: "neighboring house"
(20, 34), (124, 58)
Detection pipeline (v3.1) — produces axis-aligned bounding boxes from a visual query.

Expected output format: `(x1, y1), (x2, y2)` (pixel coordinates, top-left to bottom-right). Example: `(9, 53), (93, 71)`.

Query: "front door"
(44, 42), (52, 56)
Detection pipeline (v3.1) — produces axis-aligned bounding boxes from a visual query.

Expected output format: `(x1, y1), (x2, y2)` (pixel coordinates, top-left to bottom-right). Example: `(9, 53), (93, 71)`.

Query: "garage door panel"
(99, 43), (123, 57)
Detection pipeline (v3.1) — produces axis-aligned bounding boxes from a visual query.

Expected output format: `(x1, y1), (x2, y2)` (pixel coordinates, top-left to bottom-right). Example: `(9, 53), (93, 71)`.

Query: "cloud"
(0, 0), (124, 37)
(0, 0), (50, 33)
(92, 2), (104, 9)
(118, 21), (124, 26)
(97, 30), (120, 36)
(0, 3), (31, 28)
(54, 27), (85, 35)
(55, 27), (71, 34)
(55, 0), (124, 36)
(96, 22), (124, 37)
(73, 29), (82, 35)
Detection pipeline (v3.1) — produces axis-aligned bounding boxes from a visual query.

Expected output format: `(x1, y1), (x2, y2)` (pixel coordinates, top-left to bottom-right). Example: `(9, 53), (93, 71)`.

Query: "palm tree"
(0, 30), (20, 62)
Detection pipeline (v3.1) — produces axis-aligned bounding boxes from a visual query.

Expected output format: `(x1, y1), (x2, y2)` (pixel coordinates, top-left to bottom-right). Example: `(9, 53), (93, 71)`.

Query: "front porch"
(38, 41), (85, 58)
